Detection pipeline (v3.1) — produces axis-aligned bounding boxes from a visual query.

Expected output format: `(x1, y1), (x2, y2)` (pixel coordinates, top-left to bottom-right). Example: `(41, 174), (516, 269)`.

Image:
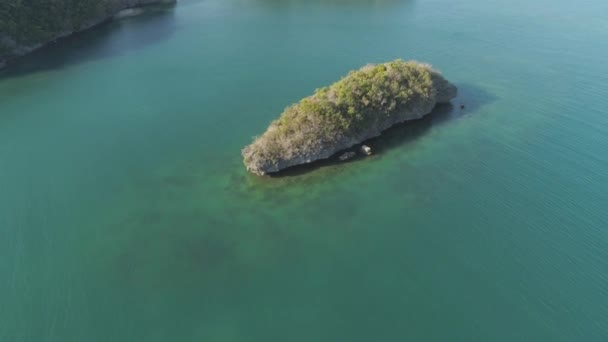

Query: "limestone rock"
(339, 152), (356, 161)
(360, 145), (372, 156)
(243, 60), (457, 175)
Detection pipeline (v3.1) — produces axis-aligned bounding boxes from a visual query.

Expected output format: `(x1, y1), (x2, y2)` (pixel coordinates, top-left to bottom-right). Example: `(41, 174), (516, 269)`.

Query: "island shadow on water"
(269, 83), (496, 177)
(0, 4), (177, 80)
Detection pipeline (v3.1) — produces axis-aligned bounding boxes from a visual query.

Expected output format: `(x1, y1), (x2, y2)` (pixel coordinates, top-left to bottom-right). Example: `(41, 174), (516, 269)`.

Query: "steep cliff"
(242, 60), (457, 175)
(0, 0), (176, 67)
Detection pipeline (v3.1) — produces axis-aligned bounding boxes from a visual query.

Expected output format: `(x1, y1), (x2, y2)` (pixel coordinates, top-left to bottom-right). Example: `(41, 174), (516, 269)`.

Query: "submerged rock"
(242, 59), (457, 175)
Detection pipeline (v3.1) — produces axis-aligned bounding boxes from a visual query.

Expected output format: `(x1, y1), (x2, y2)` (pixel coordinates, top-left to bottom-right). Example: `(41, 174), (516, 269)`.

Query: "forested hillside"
(0, 0), (173, 62)
(0, 0), (122, 48)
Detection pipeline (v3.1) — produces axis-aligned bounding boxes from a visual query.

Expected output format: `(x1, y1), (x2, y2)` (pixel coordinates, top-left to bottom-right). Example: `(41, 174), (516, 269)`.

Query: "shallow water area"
(1, 0), (608, 340)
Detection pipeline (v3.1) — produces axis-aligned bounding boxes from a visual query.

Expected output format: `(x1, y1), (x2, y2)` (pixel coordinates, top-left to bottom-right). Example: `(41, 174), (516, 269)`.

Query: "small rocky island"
(242, 60), (457, 175)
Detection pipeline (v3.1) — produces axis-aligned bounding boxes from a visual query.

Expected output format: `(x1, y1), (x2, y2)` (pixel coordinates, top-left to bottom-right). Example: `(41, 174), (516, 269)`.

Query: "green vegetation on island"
(243, 60), (457, 175)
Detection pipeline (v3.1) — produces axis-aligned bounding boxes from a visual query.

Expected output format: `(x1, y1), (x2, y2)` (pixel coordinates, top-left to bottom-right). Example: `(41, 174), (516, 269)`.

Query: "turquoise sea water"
(1, 0), (608, 340)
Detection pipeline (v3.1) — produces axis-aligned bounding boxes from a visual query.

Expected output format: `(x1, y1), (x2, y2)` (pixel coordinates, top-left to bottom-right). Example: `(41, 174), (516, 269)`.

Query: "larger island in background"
(243, 60), (457, 175)
(0, 0), (176, 68)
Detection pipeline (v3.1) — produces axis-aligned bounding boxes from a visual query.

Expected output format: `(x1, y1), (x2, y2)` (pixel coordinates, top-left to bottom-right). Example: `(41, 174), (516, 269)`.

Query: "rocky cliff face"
(242, 60), (457, 175)
(0, 0), (176, 68)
